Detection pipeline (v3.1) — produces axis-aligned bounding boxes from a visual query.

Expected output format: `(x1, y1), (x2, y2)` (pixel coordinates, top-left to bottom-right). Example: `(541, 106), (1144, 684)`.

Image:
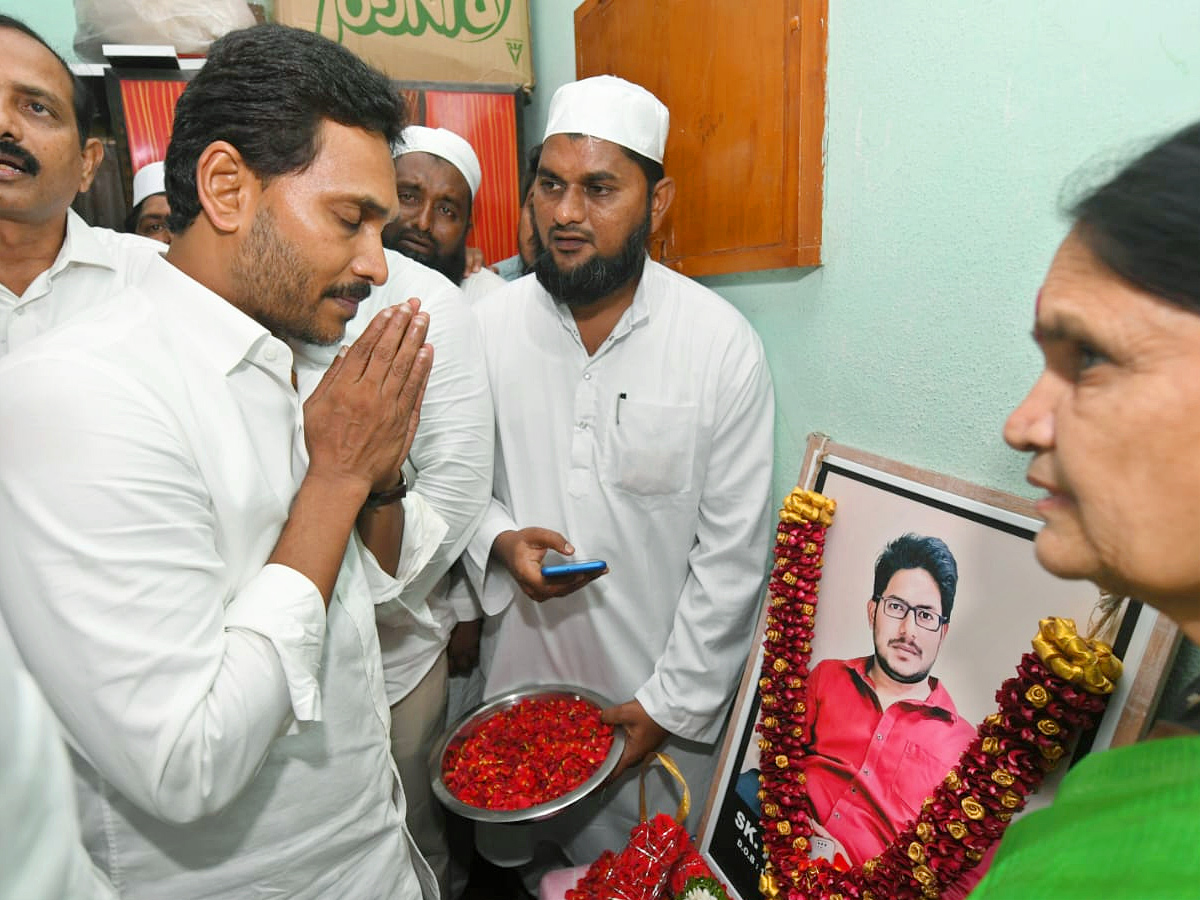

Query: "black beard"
(427, 239), (468, 286)
(382, 227), (468, 286)
(533, 211), (651, 307)
(871, 652), (931, 685)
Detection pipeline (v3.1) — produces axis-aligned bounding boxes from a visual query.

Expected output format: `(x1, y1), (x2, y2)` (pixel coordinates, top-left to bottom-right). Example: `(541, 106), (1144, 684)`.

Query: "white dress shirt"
(0, 255), (444, 900)
(468, 261), (775, 861)
(294, 249), (494, 703)
(0, 208), (163, 357)
(0, 620), (114, 900)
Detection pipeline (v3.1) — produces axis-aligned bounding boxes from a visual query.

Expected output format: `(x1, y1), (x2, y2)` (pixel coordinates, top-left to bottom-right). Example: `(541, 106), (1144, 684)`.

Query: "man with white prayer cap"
(463, 74), (775, 881)
(125, 160), (171, 244)
(383, 124), (506, 303)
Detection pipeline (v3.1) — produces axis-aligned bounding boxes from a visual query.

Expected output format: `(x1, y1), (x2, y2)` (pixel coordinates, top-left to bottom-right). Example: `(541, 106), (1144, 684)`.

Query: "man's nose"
(352, 234), (389, 287)
(0, 98), (23, 143)
(414, 201), (434, 233)
(552, 184), (586, 226)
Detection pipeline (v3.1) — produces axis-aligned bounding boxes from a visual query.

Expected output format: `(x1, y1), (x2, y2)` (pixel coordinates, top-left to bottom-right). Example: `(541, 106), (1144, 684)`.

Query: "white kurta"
(460, 264), (507, 304)
(0, 255), (443, 900)
(294, 249), (494, 703)
(0, 208), (163, 357)
(467, 262), (775, 861)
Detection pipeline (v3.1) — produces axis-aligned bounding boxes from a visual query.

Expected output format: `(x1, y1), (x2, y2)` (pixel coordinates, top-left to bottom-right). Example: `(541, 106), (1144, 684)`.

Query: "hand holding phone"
(541, 559), (608, 578)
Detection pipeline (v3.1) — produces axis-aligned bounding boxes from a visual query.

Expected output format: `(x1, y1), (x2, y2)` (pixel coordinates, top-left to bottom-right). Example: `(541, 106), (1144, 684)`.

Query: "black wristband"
(364, 471), (407, 508)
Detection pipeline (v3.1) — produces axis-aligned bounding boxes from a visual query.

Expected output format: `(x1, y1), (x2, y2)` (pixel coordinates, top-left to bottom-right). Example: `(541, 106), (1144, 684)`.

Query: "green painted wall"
(528, 1), (1200, 507)
(5, 2), (78, 60)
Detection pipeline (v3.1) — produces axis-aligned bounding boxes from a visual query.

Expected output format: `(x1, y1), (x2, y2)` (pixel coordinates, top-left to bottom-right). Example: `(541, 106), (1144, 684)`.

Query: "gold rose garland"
(756, 488), (1122, 900)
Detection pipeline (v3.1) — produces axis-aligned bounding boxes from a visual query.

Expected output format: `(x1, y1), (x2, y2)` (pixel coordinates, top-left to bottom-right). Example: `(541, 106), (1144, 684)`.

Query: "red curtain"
(422, 91), (519, 265)
(117, 79), (188, 172)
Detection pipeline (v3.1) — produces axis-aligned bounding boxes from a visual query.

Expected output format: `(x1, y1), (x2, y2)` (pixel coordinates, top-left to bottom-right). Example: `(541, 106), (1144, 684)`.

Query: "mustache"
(322, 281), (372, 302)
(546, 224), (593, 242)
(888, 638), (922, 657)
(0, 140), (41, 175)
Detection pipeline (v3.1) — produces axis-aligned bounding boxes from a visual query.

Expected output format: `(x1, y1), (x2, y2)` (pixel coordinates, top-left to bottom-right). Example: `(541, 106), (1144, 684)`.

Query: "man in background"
(493, 143), (540, 282)
(0, 14), (160, 356)
(384, 124), (506, 303)
(125, 159), (171, 243)
(803, 534), (976, 869)
(466, 75), (775, 876)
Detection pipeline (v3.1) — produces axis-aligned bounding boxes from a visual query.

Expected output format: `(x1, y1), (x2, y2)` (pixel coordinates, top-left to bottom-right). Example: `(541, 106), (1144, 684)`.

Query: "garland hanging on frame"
(755, 488), (1123, 900)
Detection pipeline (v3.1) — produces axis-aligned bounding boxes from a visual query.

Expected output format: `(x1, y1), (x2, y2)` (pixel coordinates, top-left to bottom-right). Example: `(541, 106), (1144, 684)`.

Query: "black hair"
(872, 534), (959, 620)
(1070, 120), (1200, 314)
(619, 145), (665, 191)
(123, 199), (145, 234)
(520, 142), (542, 202)
(164, 24), (405, 233)
(0, 15), (94, 148)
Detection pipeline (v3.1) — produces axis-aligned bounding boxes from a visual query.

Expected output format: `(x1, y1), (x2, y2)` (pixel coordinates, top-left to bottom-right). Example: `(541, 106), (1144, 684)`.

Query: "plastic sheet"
(73, 0), (256, 61)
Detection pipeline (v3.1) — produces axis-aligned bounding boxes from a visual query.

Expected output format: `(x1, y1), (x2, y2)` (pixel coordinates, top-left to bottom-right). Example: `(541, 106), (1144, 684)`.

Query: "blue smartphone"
(540, 559), (607, 578)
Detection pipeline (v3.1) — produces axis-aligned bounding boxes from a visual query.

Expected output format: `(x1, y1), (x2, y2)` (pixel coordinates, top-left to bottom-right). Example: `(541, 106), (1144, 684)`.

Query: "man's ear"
(866, 597), (877, 629)
(77, 138), (104, 193)
(194, 141), (257, 235)
(649, 175), (675, 233)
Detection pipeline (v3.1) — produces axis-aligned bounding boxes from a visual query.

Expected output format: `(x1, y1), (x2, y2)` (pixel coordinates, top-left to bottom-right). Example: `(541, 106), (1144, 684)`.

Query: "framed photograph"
(697, 434), (1179, 900)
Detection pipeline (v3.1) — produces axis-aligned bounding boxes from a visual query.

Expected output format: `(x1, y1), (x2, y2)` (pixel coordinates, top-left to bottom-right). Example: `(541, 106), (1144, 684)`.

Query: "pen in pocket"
(616, 392), (627, 425)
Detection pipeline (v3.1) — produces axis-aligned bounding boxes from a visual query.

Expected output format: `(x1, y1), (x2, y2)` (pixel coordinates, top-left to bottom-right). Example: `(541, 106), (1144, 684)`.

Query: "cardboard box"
(275, 0), (533, 89)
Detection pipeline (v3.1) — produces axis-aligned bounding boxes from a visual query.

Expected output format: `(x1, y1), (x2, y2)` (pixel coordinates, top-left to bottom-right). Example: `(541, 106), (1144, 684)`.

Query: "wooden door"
(575, 0), (827, 275)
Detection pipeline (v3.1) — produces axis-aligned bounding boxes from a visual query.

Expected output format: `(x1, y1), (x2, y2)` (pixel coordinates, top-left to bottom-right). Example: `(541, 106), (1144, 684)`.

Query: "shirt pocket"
(887, 739), (958, 821)
(604, 398), (697, 496)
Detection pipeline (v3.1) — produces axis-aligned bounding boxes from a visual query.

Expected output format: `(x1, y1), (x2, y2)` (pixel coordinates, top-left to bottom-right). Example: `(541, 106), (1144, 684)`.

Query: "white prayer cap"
(131, 160), (166, 207)
(543, 75), (669, 164)
(392, 126), (483, 198)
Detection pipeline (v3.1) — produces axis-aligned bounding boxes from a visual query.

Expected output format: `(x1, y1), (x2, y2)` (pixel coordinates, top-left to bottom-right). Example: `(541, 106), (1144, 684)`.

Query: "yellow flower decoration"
(1031, 617), (1122, 694)
(1041, 742), (1065, 761)
(760, 871), (781, 899)
(913, 864), (935, 886)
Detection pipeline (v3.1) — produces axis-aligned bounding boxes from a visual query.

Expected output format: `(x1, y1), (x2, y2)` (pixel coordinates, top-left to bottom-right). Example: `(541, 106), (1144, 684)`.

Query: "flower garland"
(756, 488), (1123, 900)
